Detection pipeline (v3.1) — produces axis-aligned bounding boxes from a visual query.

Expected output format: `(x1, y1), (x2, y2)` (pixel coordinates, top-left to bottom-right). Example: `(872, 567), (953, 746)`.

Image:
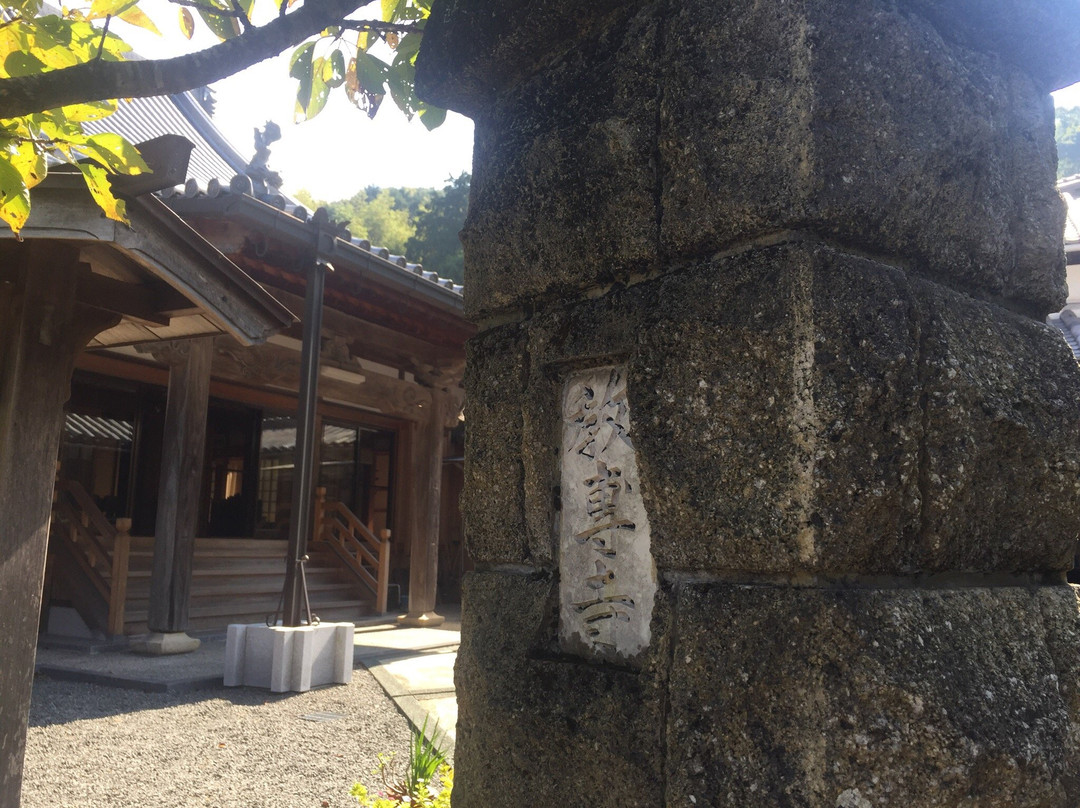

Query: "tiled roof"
(85, 91), (463, 299)
(84, 93), (246, 189)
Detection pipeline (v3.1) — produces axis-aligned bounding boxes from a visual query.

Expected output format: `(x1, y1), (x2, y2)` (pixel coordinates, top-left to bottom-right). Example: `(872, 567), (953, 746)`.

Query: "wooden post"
(399, 389), (447, 626)
(0, 247), (118, 808)
(108, 518), (132, 637)
(146, 337), (213, 639)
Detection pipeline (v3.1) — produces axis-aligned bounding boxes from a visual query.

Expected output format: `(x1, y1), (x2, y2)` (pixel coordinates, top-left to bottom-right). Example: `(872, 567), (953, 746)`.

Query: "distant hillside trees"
(1057, 106), (1080, 179)
(298, 172), (469, 283)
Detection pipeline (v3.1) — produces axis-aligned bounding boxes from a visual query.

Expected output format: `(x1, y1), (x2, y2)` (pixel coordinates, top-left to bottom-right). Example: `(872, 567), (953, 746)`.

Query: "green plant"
(351, 718), (452, 807)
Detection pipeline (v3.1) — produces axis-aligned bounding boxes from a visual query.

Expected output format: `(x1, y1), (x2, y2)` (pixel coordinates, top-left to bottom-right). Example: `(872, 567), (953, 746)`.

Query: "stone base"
(223, 622), (354, 693)
(131, 632), (201, 656)
(397, 611), (446, 628)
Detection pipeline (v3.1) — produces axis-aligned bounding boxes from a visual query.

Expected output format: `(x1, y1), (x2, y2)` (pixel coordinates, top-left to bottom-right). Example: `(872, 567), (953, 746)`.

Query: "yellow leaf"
(88, 0), (137, 20)
(9, 141), (46, 190)
(117, 4), (160, 35)
(78, 162), (128, 225)
(0, 156), (30, 235)
(179, 7), (194, 39)
(82, 132), (150, 175)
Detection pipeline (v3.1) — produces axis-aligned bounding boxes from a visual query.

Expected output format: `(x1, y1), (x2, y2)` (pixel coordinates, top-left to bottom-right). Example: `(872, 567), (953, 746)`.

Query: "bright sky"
(114, 4), (1080, 201)
(116, 1), (474, 201)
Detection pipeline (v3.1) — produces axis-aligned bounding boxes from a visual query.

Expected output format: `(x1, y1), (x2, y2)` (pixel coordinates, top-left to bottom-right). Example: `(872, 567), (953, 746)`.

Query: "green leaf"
(355, 50), (387, 93)
(78, 162), (128, 225)
(290, 42), (315, 118)
(35, 14), (73, 47)
(326, 50), (346, 88)
(4, 51), (46, 78)
(386, 60), (417, 119)
(393, 31), (422, 64)
(198, 5), (240, 40)
(9, 0), (44, 17)
(301, 61), (330, 120)
(418, 103), (446, 131)
(380, 0), (405, 22)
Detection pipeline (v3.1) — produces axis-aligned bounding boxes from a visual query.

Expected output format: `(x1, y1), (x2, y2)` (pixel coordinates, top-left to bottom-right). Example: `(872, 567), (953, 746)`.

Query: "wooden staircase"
(48, 480), (384, 637)
(119, 538), (377, 635)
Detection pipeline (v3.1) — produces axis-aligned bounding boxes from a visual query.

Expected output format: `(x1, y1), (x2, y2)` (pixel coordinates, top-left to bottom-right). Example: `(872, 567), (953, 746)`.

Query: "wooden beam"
(268, 288), (463, 374)
(74, 265), (172, 327)
(211, 336), (433, 421)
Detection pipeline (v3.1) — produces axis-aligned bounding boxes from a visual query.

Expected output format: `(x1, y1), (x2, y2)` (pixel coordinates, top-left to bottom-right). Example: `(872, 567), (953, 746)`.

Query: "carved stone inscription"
(559, 366), (656, 660)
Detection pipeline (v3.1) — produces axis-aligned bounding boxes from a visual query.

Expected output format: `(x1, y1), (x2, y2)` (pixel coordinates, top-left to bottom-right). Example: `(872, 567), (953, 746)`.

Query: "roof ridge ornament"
(243, 121), (283, 197)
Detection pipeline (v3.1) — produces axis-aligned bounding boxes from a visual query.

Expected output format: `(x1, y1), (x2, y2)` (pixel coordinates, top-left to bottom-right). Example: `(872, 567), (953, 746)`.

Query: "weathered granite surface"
(455, 570), (1080, 808)
(421, 0), (1078, 320)
(463, 243), (1080, 575)
(666, 583), (1080, 807)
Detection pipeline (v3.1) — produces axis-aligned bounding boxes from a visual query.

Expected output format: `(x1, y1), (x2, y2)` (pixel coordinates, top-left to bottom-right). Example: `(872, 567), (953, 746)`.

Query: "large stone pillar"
(0, 247), (117, 807)
(418, 2), (1080, 805)
(142, 337), (213, 653)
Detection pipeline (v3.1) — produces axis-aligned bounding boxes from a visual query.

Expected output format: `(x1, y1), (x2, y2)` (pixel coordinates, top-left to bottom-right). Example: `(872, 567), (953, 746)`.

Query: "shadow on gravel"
(28, 675), (312, 727)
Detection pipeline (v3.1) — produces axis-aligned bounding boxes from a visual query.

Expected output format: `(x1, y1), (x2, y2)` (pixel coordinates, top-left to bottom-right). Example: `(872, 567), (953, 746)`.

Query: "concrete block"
(223, 622), (354, 693)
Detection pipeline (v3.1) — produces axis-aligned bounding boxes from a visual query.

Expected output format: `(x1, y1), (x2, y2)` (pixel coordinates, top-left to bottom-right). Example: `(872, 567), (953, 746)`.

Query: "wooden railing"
(51, 480), (132, 636)
(312, 487), (391, 614)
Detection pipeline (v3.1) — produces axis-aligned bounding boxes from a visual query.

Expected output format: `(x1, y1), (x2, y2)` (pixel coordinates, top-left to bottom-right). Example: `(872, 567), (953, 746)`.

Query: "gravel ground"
(22, 668), (416, 808)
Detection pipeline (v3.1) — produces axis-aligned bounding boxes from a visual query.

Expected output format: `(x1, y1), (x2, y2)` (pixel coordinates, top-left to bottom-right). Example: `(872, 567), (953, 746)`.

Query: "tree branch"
(339, 19), (420, 34)
(0, 0), (367, 119)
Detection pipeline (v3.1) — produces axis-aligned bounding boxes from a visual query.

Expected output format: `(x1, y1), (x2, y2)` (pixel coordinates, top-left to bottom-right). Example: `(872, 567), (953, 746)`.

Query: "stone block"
(629, 243), (1080, 574)
(496, 242), (1080, 575)
(659, 0), (1065, 315)
(665, 582), (1080, 807)
(459, 4), (660, 319)
(462, 324), (529, 564)
(223, 622), (353, 693)
(452, 568), (673, 808)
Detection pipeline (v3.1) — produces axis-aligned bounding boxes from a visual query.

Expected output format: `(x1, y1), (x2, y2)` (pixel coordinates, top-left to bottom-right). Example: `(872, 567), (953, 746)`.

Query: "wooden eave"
(165, 193), (473, 344)
(3, 174), (295, 348)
